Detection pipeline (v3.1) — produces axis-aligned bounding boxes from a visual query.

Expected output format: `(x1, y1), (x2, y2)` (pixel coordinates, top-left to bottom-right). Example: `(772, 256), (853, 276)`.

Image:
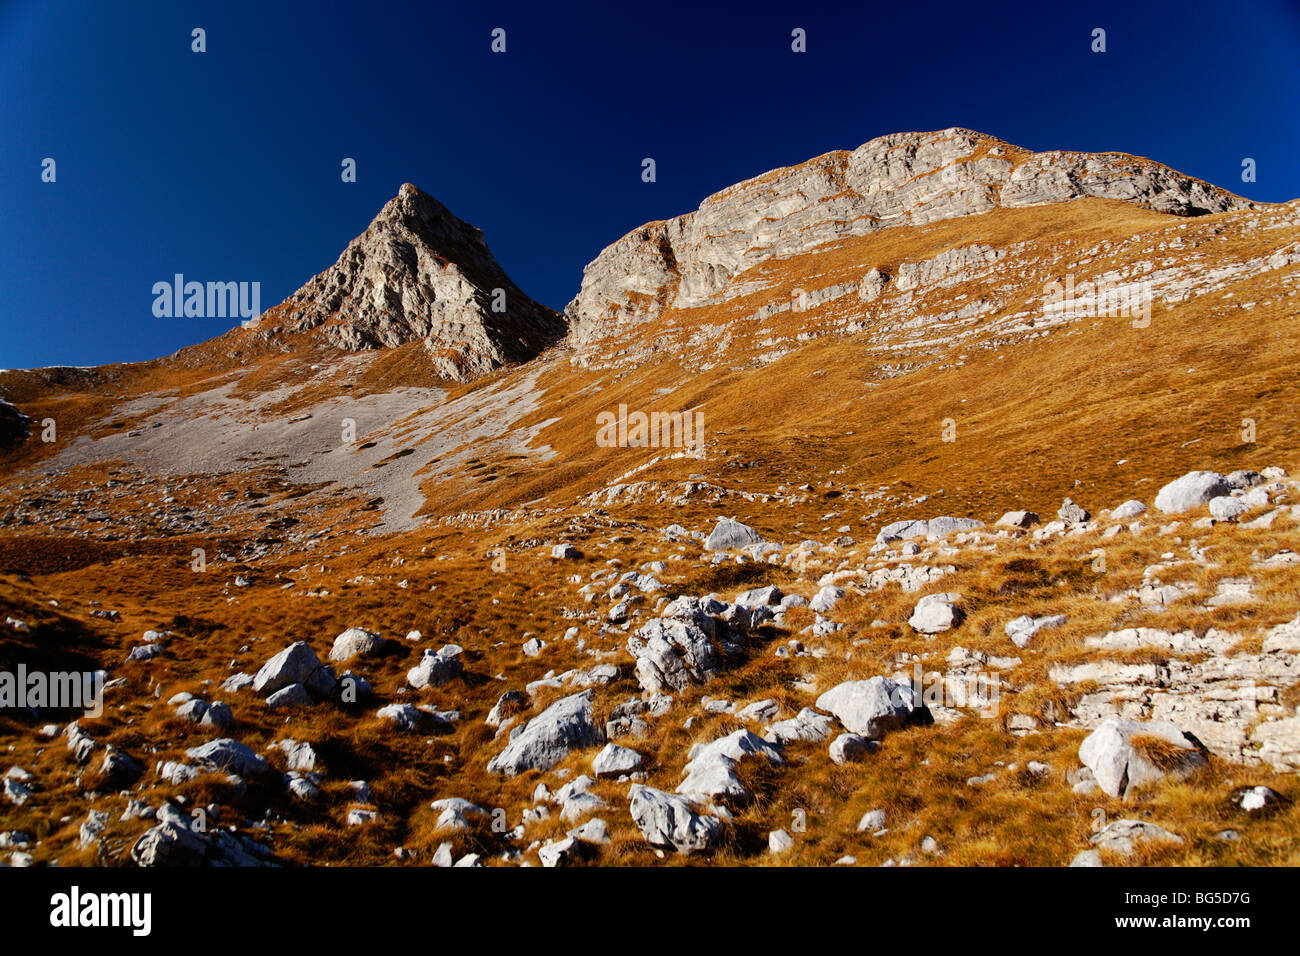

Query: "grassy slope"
(0, 196), (1298, 865)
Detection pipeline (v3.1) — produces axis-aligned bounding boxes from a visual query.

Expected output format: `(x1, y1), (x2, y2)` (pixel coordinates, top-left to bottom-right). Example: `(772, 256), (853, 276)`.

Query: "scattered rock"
(764, 708), (834, 745)
(1232, 785), (1287, 813)
(857, 809), (887, 832)
(1110, 500), (1148, 519)
(829, 733), (874, 764)
(735, 698), (780, 723)
(407, 645), (464, 689)
(627, 616), (721, 694)
(1154, 471), (1231, 514)
(1208, 496), (1247, 522)
(567, 817), (610, 844)
(486, 690), (528, 728)
(539, 835), (580, 867)
(705, 517), (763, 551)
(816, 676), (928, 739)
(908, 592), (964, 634)
(329, 627), (388, 662)
(184, 739), (270, 778)
(1078, 717), (1208, 798)
(628, 784), (722, 855)
(996, 511), (1039, 529)
(1089, 819), (1184, 855)
(592, 742), (643, 777)
(768, 828), (794, 854)
(487, 690), (604, 776)
(1057, 498), (1090, 526)
(253, 643), (336, 697)
(266, 683), (314, 709)
(377, 703), (422, 731)
(810, 585), (846, 613)
(1005, 613), (1066, 649)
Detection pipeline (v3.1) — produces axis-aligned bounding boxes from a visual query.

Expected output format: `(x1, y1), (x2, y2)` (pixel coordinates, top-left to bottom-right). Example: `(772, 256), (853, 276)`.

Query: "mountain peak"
(564, 127), (1255, 346)
(260, 184), (563, 381)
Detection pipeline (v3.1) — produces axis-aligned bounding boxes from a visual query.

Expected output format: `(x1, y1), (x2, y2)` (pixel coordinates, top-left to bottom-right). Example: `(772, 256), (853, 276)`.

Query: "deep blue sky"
(2, 0), (1298, 369)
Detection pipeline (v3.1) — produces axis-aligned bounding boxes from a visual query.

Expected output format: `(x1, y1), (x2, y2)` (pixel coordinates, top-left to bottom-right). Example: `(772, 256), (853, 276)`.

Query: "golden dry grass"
(0, 194), (1298, 866)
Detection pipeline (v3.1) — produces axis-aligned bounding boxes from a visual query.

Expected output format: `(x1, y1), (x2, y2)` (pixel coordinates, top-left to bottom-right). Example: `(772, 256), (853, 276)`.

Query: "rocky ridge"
(564, 127), (1255, 348)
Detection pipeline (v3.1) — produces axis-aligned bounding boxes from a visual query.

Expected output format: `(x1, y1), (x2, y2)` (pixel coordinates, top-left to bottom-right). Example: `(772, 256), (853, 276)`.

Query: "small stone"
(768, 828), (794, 854)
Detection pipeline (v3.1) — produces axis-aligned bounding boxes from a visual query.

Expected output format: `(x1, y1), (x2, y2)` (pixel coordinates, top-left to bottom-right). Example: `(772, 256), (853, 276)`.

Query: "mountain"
(1, 130), (1299, 869)
(565, 128), (1253, 347)
(248, 182), (564, 380)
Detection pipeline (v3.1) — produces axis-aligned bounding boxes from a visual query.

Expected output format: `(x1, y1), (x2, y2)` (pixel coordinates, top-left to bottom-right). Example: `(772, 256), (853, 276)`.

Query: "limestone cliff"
(565, 128), (1254, 345)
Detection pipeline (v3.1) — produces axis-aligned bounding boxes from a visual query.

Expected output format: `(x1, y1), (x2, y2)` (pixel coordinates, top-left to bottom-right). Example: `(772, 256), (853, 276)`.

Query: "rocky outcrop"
(1077, 717), (1208, 798)
(565, 128), (1252, 344)
(1052, 613), (1300, 768)
(908, 592), (965, 634)
(628, 784), (723, 855)
(1154, 470), (1232, 513)
(627, 601), (726, 694)
(816, 676), (928, 740)
(253, 642), (337, 699)
(258, 183), (563, 380)
(486, 690), (604, 776)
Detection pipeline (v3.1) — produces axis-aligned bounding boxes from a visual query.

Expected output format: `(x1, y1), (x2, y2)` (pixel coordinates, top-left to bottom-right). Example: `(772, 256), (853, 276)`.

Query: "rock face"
(258, 183), (563, 380)
(1078, 717), (1208, 798)
(486, 690), (604, 776)
(1052, 613), (1300, 768)
(565, 128), (1251, 345)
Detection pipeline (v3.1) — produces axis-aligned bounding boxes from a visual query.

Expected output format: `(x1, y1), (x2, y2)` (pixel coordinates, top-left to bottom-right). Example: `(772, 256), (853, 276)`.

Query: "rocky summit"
(1, 128), (1299, 870)
(253, 182), (564, 380)
(564, 128), (1253, 347)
